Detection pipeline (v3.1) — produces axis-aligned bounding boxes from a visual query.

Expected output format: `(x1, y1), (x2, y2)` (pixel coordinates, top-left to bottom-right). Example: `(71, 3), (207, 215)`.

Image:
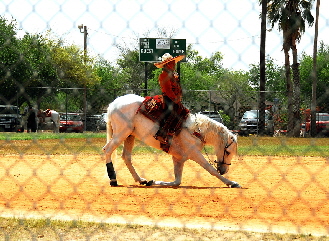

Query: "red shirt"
(158, 60), (182, 103)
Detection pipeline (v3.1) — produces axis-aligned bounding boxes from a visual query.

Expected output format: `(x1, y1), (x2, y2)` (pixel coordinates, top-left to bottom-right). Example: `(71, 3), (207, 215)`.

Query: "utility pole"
(78, 24), (88, 131)
(259, 0), (267, 136)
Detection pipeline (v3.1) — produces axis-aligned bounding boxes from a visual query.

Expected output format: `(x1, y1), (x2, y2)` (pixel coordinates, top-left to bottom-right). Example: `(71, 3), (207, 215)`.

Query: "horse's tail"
(51, 111), (60, 133)
(106, 110), (117, 161)
(56, 112), (60, 128)
(106, 116), (113, 142)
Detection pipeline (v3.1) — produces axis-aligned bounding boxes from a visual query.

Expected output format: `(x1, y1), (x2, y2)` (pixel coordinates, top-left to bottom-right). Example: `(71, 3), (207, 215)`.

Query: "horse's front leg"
(122, 135), (148, 185)
(192, 151), (241, 188)
(151, 157), (185, 186)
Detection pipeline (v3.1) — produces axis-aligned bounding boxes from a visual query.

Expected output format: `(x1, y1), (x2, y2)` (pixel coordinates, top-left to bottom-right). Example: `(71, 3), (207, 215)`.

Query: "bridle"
(195, 118), (235, 171)
(214, 137), (235, 166)
(202, 134), (235, 170)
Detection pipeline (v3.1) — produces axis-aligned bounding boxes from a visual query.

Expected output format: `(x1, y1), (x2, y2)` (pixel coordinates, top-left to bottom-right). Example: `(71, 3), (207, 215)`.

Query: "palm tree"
(311, 0), (320, 137)
(267, 0), (314, 137)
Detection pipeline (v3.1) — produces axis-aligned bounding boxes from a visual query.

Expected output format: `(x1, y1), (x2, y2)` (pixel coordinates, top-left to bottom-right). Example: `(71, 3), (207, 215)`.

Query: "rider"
(26, 106), (37, 133)
(153, 53), (186, 144)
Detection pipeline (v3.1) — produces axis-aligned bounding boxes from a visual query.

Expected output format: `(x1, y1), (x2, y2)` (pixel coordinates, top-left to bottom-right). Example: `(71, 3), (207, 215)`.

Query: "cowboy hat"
(154, 53), (185, 68)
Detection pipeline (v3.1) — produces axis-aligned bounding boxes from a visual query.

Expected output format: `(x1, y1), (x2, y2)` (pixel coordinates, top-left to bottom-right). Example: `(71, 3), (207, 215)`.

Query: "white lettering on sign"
(140, 49), (153, 54)
(156, 39), (170, 49)
(140, 40), (150, 48)
(173, 50), (185, 54)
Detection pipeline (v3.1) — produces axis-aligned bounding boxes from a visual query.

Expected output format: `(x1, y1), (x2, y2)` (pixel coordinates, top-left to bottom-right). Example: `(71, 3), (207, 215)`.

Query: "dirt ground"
(0, 154), (328, 236)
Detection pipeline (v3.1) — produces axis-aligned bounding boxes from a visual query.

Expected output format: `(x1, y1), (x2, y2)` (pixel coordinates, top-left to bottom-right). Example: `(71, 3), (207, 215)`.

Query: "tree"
(217, 69), (254, 128)
(42, 37), (100, 111)
(249, 57), (286, 100)
(0, 16), (100, 112)
(48, 40), (99, 89)
(300, 42), (329, 112)
(19, 33), (58, 108)
(116, 49), (153, 92)
(267, 0), (314, 137)
(89, 58), (127, 113)
(0, 17), (27, 106)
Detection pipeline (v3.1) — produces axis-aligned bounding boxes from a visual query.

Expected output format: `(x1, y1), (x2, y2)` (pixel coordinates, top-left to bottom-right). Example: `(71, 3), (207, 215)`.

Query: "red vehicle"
(59, 113), (84, 133)
(304, 113), (329, 136)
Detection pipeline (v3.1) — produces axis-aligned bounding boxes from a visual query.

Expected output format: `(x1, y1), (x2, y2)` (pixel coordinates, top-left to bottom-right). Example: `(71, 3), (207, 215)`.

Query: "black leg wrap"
(140, 180), (148, 185)
(110, 181), (118, 187)
(146, 180), (154, 186)
(106, 162), (117, 186)
(106, 162), (116, 179)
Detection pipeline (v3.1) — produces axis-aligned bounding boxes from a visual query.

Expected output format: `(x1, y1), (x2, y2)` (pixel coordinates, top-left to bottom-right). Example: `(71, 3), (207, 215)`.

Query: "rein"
(216, 140), (233, 165)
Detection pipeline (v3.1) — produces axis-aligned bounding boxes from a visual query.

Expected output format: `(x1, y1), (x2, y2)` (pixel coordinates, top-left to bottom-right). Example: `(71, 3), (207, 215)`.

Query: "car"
(238, 110), (274, 136)
(0, 105), (24, 132)
(199, 111), (223, 123)
(85, 114), (101, 132)
(96, 113), (108, 131)
(59, 113), (84, 133)
(304, 113), (329, 136)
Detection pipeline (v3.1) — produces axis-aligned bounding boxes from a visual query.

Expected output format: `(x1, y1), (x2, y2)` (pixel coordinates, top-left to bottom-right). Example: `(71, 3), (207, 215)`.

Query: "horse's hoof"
(140, 180), (148, 185)
(110, 181), (118, 187)
(146, 180), (154, 186)
(231, 182), (241, 188)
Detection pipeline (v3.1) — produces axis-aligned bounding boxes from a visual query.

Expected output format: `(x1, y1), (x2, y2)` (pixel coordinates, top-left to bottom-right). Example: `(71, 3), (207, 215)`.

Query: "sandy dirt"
(0, 154), (328, 236)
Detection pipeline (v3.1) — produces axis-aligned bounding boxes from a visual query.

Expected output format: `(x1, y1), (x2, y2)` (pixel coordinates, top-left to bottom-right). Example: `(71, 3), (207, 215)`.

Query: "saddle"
(138, 95), (190, 152)
(138, 95), (164, 122)
(45, 109), (52, 117)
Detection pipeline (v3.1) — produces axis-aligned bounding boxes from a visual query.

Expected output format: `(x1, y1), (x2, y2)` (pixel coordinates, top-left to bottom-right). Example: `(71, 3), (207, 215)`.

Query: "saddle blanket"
(45, 109), (52, 117)
(138, 95), (189, 126)
(138, 95), (164, 122)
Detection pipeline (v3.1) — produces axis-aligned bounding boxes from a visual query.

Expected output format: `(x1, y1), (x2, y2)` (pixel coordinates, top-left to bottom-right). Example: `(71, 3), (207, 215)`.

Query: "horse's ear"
(229, 132), (238, 143)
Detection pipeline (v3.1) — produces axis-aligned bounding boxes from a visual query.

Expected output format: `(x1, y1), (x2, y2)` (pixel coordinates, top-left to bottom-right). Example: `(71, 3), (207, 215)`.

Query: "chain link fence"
(1, 0), (329, 240)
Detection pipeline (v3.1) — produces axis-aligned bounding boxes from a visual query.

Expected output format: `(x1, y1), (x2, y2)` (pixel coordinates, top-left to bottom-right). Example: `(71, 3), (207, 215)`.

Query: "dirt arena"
(0, 154), (328, 236)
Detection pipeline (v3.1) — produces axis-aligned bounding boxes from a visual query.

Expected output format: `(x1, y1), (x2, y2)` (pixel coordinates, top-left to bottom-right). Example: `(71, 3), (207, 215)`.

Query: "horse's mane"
(185, 113), (235, 144)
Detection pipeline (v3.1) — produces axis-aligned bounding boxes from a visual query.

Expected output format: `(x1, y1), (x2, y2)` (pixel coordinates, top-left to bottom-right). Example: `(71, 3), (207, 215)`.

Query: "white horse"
(102, 94), (241, 188)
(37, 109), (60, 133)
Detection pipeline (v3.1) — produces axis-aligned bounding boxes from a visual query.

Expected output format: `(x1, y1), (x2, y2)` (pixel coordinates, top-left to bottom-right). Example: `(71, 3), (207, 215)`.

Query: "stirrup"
(154, 129), (167, 143)
(154, 134), (167, 143)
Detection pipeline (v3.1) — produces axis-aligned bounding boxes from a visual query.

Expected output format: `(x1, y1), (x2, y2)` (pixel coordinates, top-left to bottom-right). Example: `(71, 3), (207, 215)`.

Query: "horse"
(102, 94), (241, 188)
(37, 109), (60, 133)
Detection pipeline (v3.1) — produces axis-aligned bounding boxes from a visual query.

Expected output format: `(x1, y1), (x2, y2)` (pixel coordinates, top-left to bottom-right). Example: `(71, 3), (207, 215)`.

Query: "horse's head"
(215, 133), (237, 175)
(37, 109), (43, 118)
(190, 114), (238, 175)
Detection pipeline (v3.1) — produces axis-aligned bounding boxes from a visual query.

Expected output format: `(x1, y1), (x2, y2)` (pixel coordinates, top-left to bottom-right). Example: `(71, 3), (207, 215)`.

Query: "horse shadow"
(126, 185), (247, 189)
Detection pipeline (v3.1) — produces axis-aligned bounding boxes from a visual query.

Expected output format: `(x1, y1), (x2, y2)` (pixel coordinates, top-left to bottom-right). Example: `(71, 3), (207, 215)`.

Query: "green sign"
(139, 38), (186, 62)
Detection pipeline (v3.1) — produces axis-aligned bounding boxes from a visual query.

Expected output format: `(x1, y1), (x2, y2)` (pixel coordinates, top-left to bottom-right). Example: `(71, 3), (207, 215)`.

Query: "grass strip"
(0, 133), (328, 157)
(0, 217), (327, 241)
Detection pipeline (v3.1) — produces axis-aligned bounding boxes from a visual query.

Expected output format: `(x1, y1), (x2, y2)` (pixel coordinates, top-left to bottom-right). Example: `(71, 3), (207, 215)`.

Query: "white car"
(239, 110), (274, 136)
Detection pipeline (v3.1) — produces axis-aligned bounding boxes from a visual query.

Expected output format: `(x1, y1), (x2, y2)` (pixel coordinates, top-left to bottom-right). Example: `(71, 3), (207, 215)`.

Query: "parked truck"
(0, 105), (24, 132)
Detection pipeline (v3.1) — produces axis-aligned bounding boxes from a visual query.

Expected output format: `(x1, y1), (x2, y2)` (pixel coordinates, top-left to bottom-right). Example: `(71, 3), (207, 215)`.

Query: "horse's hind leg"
(103, 129), (132, 186)
(122, 135), (148, 185)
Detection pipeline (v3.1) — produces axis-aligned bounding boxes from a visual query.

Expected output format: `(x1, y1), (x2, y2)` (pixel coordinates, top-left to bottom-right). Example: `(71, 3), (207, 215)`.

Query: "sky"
(1, 0), (328, 70)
